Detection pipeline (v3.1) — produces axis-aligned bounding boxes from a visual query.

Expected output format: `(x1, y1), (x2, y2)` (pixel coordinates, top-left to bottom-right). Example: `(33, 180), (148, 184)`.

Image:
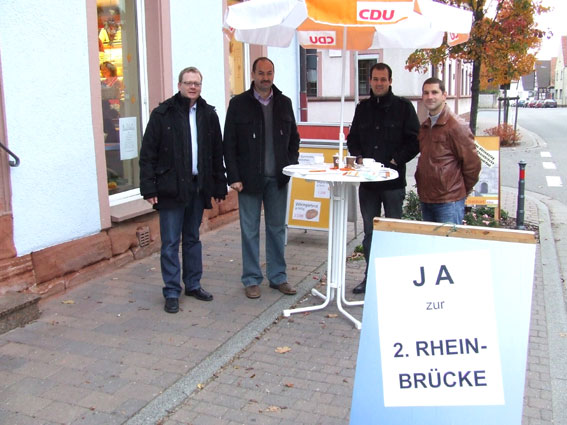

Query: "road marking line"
(542, 162), (557, 170)
(546, 176), (563, 187)
(541, 151), (552, 158)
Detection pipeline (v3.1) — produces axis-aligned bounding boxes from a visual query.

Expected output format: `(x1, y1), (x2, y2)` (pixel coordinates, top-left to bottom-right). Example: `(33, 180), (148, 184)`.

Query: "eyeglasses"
(181, 81), (202, 87)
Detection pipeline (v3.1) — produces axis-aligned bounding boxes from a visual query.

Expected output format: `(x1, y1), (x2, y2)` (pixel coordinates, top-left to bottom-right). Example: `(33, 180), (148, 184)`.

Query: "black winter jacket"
(139, 93), (227, 209)
(347, 88), (420, 191)
(223, 83), (300, 193)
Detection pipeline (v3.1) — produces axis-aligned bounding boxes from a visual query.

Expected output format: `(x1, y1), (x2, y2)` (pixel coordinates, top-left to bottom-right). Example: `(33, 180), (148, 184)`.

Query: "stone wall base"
(1, 190), (239, 300)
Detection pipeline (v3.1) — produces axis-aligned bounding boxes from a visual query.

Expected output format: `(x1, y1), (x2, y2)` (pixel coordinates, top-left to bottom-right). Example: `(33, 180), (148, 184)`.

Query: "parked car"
(527, 99), (538, 108)
(544, 99), (557, 108)
(517, 99), (527, 107)
(534, 99), (545, 108)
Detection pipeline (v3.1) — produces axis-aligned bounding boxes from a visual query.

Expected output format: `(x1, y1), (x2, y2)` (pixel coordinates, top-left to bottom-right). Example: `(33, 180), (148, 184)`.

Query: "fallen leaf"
(275, 346), (291, 354)
(560, 332), (567, 337)
(265, 406), (281, 412)
(197, 383), (204, 390)
(61, 300), (75, 304)
(326, 314), (338, 318)
(284, 383), (294, 388)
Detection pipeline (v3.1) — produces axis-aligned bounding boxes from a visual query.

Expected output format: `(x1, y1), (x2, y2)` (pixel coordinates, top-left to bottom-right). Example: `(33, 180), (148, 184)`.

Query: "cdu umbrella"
(225, 0), (472, 164)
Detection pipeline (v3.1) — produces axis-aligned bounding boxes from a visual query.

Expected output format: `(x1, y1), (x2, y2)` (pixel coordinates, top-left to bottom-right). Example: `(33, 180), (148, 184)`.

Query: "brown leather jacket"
(415, 105), (481, 204)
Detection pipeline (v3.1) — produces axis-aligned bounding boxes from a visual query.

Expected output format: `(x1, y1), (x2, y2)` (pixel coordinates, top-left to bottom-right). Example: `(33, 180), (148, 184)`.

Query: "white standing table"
(282, 163), (398, 329)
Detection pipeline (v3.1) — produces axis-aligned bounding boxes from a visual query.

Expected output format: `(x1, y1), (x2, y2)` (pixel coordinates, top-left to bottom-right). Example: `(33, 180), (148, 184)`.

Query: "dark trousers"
(158, 192), (205, 298)
(359, 185), (405, 280)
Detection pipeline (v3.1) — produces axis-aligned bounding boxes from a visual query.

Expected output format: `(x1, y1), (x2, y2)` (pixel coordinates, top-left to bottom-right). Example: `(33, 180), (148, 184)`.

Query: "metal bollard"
(516, 160), (526, 230)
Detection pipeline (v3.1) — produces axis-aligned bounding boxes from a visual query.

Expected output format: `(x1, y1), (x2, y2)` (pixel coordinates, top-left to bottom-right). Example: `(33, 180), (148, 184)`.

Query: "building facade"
(554, 36), (567, 106)
(0, 0), (300, 297)
(0, 0), (472, 299)
(304, 47), (473, 124)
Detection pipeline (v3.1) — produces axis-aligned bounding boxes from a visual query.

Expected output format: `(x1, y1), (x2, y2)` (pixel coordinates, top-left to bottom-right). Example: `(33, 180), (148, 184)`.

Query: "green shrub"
(463, 205), (507, 227)
(402, 190), (422, 221)
(402, 190), (508, 227)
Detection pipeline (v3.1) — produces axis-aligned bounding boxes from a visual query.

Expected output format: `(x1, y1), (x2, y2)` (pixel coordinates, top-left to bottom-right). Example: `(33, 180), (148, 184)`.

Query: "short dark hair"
(252, 57), (274, 73)
(423, 77), (445, 93)
(178, 66), (203, 83)
(369, 62), (392, 80)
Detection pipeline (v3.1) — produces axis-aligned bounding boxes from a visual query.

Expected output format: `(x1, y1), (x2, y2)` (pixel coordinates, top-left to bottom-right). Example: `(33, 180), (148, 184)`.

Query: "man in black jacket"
(139, 67), (227, 313)
(223, 57), (300, 299)
(347, 63), (419, 294)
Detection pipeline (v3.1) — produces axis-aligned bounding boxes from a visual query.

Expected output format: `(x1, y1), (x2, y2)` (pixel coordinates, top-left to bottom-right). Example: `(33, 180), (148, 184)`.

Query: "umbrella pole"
(338, 25), (347, 167)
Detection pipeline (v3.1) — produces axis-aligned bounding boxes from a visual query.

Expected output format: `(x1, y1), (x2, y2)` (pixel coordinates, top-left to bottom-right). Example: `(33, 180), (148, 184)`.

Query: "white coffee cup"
(372, 162), (384, 170)
(362, 158), (375, 166)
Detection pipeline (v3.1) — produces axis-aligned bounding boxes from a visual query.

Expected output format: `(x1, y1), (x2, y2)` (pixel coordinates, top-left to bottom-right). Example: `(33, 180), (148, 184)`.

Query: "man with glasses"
(223, 57), (300, 299)
(140, 67), (227, 313)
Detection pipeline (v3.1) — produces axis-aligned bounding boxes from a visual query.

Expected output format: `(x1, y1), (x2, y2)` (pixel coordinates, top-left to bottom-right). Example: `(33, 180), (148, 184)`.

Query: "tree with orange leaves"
(406, 0), (549, 133)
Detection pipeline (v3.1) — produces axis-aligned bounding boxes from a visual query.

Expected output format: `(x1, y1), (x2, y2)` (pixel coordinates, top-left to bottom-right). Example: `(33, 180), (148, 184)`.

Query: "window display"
(97, 0), (142, 195)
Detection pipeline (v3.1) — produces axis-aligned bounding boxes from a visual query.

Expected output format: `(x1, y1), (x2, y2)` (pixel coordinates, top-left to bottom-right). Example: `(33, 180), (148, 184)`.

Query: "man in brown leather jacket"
(415, 77), (481, 224)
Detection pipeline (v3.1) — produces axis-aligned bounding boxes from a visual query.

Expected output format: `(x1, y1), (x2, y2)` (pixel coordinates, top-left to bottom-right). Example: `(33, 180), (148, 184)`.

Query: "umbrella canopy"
(225, 0), (473, 164)
(226, 0), (472, 49)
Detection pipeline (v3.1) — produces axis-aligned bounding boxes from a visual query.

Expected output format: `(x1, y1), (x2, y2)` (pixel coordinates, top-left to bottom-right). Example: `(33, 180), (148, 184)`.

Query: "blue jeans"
(359, 186), (405, 280)
(238, 176), (287, 287)
(158, 193), (205, 299)
(420, 197), (466, 225)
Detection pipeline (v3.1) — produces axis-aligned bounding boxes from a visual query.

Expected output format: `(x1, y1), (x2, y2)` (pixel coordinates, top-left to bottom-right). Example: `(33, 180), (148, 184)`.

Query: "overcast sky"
(535, 0), (566, 60)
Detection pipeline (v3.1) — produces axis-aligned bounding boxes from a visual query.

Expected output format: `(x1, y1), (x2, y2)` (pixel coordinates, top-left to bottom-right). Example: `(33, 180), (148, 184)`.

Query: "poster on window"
(119, 117), (138, 160)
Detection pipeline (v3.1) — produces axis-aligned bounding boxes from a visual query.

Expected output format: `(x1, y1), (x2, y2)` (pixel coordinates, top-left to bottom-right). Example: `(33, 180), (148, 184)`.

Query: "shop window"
(358, 57), (377, 96)
(97, 0), (144, 195)
(306, 49), (318, 97)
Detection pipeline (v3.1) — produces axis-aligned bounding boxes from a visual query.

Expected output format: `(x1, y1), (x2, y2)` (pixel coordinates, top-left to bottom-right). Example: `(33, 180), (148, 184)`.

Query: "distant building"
(302, 48), (473, 124)
(520, 59), (556, 102)
(554, 36), (567, 106)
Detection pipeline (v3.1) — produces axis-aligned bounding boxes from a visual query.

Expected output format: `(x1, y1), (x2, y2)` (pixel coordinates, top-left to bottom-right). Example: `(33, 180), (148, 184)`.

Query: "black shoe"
(353, 280), (366, 294)
(185, 287), (213, 301)
(164, 298), (179, 313)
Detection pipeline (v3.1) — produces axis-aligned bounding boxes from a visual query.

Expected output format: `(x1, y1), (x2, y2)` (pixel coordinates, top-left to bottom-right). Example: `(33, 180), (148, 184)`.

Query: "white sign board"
(350, 220), (536, 425)
(377, 251), (504, 407)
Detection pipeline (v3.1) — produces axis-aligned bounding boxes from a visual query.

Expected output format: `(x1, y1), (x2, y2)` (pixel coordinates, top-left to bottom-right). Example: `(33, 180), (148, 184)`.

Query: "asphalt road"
(477, 107), (567, 204)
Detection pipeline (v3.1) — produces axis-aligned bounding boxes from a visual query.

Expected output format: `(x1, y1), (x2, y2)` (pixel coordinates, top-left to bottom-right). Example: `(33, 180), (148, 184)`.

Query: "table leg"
(283, 181), (362, 329)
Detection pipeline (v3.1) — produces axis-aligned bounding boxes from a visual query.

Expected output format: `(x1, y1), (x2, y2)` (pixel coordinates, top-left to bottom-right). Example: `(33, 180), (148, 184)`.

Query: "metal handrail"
(0, 140), (20, 167)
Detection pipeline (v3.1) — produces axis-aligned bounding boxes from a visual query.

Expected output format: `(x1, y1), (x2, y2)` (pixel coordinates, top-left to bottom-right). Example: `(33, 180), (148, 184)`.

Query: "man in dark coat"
(139, 67), (227, 313)
(347, 63), (420, 294)
(223, 57), (300, 299)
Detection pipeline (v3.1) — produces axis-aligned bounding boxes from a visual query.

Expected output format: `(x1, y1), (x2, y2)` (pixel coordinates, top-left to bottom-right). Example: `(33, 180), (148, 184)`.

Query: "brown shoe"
(245, 285), (261, 299)
(269, 282), (296, 295)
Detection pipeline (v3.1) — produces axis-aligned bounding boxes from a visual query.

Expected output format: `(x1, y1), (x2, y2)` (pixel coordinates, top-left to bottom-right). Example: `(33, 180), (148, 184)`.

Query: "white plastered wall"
(0, 1), (101, 255)
(268, 44), (301, 122)
(169, 0), (228, 125)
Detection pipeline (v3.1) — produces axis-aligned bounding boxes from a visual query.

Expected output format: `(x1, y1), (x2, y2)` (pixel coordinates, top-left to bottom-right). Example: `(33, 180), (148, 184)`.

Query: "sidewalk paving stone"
(0, 175), (563, 424)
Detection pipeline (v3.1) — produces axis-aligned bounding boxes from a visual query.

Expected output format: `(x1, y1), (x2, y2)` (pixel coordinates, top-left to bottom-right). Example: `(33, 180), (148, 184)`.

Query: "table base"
(283, 181), (364, 329)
